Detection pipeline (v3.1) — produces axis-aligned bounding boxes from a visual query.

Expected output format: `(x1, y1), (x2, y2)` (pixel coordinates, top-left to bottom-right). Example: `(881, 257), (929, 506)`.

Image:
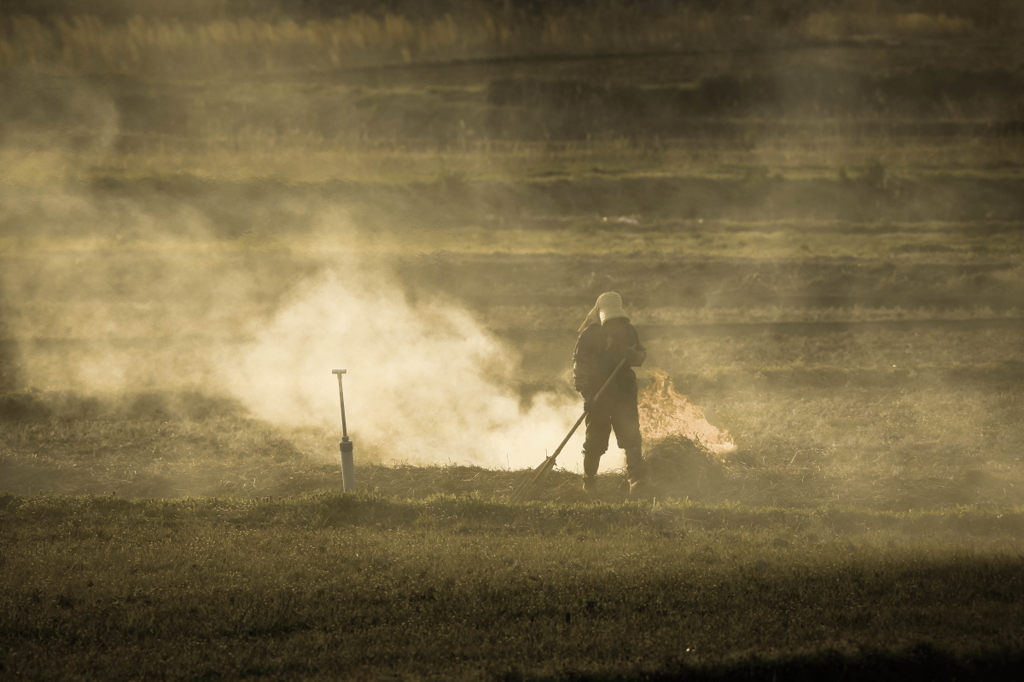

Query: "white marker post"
(332, 369), (355, 491)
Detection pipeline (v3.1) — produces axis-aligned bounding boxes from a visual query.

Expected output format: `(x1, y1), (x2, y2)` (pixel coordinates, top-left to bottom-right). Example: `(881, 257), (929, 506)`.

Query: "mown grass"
(2, 492), (1024, 680)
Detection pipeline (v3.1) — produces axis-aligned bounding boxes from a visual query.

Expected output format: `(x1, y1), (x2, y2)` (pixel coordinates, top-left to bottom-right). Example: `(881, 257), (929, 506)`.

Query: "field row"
(7, 64), (1024, 142)
(0, 6), (1005, 77)
(5, 249), (1021, 338)
(4, 176), (1024, 252)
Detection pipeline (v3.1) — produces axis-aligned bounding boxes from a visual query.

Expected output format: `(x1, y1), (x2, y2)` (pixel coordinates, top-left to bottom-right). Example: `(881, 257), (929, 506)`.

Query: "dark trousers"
(582, 398), (644, 480)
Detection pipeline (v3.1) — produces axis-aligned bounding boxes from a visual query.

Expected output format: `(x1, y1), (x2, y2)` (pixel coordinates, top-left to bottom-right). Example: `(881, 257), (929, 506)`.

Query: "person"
(572, 291), (647, 495)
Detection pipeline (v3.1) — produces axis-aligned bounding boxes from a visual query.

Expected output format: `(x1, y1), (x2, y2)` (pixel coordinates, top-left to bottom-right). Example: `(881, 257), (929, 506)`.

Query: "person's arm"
(573, 330), (600, 408)
(627, 326), (647, 367)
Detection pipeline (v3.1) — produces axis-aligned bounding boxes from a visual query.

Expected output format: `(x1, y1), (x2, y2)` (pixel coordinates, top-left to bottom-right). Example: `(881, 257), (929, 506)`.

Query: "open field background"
(2, 0), (1024, 679)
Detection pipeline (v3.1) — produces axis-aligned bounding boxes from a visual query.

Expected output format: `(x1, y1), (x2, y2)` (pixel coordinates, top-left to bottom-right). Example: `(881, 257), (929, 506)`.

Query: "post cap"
(332, 369), (347, 375)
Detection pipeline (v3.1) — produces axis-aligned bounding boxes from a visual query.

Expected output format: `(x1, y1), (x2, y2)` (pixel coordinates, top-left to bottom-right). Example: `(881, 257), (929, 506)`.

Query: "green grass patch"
(2, 492), (1024, 680)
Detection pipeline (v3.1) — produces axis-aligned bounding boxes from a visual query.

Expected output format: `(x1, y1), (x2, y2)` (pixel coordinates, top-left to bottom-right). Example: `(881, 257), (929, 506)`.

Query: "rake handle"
(549, 413), (587, 461)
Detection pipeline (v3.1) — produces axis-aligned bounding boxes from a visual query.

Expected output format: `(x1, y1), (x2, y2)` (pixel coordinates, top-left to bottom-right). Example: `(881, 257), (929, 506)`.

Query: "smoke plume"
(1, 190), (583, 470)
(222, 262), (581, 469)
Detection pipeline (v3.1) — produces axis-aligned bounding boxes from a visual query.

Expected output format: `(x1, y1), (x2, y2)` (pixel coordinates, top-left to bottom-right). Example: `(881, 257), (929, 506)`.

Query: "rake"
(510, 357), (629, 503)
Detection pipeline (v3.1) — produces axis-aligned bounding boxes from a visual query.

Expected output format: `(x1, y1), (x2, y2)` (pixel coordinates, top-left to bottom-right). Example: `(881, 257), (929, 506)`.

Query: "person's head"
(596, 291), (627, 325)
(579, 291), (629, 331)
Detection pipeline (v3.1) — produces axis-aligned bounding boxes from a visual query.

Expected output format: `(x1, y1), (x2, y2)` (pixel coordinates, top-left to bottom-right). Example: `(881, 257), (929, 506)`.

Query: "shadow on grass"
(558, 645), (1024, 682)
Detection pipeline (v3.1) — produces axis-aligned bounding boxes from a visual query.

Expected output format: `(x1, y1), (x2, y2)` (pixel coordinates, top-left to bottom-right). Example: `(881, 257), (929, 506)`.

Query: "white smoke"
(2, 187), (584, 470)
(221, 265), (580, 469)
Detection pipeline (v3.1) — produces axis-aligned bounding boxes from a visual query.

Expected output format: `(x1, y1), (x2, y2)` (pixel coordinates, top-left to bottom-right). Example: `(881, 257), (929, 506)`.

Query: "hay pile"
(634, 371), (735, 499)
(643, 434), (727, 500)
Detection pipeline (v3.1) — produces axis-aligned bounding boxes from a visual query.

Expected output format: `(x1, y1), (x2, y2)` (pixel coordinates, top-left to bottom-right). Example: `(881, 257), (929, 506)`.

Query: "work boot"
(582, 476), (598, 494)
(624, 447), (646, 484)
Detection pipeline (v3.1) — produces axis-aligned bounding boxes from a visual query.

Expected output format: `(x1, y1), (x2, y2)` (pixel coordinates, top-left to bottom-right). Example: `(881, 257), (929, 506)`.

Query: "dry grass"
(804, 11), (974, 39)
(7, 115), (1024, 187)
(0, 11), (691, 74)
(0, 6), (986, 77)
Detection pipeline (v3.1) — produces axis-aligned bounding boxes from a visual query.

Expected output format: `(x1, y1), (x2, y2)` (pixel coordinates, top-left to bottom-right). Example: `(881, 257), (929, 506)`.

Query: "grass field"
(2, 1), (1024, 679)
(3, 493), (1024, 681)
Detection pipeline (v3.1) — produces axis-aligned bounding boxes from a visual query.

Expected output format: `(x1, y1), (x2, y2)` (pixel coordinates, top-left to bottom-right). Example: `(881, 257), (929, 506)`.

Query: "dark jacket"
(572, 318), (646, 401)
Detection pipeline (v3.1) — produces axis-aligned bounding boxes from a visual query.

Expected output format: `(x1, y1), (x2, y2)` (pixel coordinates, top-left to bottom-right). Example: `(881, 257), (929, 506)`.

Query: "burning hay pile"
(638, 372), (736, 500)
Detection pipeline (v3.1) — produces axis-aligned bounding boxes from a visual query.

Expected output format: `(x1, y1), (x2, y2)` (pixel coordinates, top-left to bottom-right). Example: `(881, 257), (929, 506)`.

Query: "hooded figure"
(572, 292), (647, 494)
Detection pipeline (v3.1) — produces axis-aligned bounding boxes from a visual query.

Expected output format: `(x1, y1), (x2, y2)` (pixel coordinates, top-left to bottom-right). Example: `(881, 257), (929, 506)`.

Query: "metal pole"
(332, 369), (355, 491)
(333, 369), (348, 439)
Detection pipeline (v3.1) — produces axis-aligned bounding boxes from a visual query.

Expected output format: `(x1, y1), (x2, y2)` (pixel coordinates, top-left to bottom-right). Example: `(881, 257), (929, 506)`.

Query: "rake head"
(509, 453), (559, 503)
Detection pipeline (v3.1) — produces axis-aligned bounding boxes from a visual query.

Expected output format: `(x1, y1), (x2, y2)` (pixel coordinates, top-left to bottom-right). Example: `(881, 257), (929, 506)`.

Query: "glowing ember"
(638, 371), (736, 456)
